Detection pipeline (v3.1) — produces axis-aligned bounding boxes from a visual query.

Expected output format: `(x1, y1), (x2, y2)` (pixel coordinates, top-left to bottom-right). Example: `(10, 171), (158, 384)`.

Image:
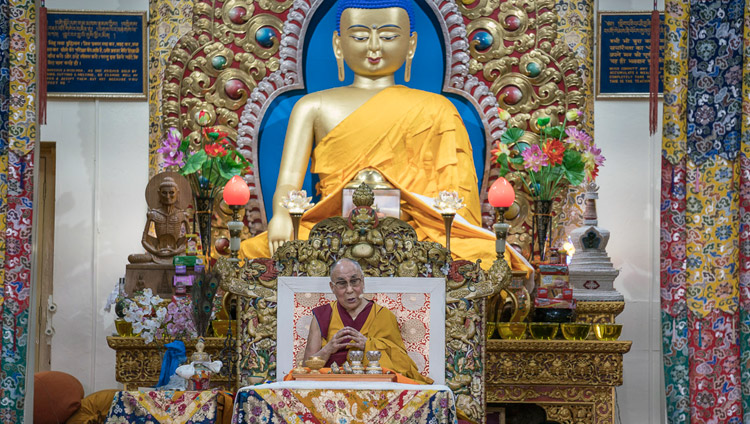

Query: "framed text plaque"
(46, 10), (147, 99)
(596, 11), (664, 98)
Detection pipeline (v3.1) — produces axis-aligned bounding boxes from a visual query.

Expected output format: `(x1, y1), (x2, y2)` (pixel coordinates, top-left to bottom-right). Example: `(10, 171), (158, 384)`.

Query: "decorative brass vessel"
(593, 324), (622, 341)
(497, 322), (527, 340)
(115, 319), (133, 337)
(560, 323), (591, 341)
(305, 356), (325, 373)
(211, 320), (236, 337)
(529, 323), (559, 340)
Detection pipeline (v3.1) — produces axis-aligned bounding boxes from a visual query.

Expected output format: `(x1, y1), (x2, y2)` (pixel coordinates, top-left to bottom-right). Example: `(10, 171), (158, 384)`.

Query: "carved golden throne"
(217, 184), (514, 423)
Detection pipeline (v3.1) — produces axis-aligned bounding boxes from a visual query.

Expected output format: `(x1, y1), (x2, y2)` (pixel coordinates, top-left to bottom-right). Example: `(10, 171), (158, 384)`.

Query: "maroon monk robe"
(312, 300), (374, 367)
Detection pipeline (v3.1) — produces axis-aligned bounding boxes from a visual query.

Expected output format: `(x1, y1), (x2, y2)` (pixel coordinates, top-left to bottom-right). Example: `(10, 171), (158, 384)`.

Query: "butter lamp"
(488, 177), (515, 259)
(223, 175), (250, 259)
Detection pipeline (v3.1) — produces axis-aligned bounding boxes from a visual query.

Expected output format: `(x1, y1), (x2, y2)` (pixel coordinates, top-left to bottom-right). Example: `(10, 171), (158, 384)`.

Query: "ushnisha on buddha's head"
(329, 258), (366, 313)
(332, 0), (418, 82)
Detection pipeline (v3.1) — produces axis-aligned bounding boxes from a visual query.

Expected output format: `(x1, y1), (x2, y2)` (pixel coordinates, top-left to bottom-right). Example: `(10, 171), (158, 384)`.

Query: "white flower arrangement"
(122, 288), (167, 344)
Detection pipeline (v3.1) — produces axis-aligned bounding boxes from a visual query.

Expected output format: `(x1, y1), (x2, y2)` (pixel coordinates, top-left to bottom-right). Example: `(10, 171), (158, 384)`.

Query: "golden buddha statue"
(240, 0), (530, 273)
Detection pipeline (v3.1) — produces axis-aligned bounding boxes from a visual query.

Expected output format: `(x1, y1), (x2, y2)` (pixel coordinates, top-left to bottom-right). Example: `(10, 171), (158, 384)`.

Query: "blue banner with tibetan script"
(46, 10), (146, 98)
(597, 12), (664, 97)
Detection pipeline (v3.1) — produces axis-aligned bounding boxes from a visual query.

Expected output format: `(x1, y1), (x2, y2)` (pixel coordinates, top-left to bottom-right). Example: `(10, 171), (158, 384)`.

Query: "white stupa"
(568, 182), (623, 302)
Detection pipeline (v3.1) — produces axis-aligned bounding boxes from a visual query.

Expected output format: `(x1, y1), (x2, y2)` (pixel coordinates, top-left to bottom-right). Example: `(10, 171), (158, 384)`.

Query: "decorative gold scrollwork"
(456, 0), (501, 20)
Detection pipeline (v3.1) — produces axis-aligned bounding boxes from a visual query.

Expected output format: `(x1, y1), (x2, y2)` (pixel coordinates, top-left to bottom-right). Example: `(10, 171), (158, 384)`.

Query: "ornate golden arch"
(151, 0), (594, 256)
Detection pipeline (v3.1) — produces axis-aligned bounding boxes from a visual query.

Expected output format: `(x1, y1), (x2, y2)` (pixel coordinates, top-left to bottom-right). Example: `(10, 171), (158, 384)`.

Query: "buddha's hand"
(267, 213), (293, 255)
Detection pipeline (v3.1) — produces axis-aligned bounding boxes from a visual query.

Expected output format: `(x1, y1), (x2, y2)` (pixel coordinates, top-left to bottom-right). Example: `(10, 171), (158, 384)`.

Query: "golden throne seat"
(217, 183), (510, 423)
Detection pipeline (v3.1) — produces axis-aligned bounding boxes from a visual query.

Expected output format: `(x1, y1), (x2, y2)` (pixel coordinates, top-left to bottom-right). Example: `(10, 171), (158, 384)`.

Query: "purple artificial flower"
(587, 142), (606, 167)
(158, 128), (185, 167)
(521, 145), (549, 172)
(564, 127), (592, 151)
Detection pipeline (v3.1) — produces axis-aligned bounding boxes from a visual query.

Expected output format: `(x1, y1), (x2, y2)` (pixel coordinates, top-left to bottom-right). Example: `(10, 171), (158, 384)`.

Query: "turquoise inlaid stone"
(211, 55), (227, 70)
(526, 62), (541, 77)
(471, 31), (493, 51)
(256, 27), (276, 48)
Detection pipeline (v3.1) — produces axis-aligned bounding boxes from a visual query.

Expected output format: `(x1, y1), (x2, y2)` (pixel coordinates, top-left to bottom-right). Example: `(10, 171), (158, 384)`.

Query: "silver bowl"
(366, 350), (381, 362)
(347, 350), (364, 363)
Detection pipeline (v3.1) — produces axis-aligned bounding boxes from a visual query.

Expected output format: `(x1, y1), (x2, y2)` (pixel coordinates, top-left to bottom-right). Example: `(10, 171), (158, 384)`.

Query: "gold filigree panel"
(486, 350), (624, 386)
(487, 386), (615, 424)
(107, 336), (231, 390)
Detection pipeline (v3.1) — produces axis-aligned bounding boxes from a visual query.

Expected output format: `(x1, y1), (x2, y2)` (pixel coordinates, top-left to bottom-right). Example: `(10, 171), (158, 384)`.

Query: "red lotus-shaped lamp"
(488, 177), (515, 259)
(223, 176), (250, 259)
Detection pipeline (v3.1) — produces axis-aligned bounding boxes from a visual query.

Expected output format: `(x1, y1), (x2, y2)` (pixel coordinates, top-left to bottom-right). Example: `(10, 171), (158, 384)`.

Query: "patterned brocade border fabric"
(0, 0), (36, 421)
(661, 0), (750, 422)
(234, 387), (457, 424)
(148, 0), (194, 177)
(105, 390), (220, 424)
(662, 0), (690, 164)
(552, 0), (594, 248)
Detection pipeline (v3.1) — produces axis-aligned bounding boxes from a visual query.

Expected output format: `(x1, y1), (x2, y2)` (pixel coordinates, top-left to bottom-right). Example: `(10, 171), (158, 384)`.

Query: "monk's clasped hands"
(332, 326), (367, 351)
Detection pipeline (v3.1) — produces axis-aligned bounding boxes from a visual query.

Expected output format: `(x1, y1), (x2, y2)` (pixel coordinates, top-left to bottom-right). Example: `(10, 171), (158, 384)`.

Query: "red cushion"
(34, 371), (84, 424)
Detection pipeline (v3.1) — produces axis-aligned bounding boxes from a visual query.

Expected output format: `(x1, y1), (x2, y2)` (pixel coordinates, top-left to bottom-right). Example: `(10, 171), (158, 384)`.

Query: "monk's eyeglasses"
(333, 279), (363, 290)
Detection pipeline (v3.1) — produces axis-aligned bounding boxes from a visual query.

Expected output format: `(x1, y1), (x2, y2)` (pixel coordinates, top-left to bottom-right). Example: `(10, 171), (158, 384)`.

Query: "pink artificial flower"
(564, 127), (592, 151)
(521, 145), (549, 172)
(585, 142), (606, 167)
(158, 128), (185, 167)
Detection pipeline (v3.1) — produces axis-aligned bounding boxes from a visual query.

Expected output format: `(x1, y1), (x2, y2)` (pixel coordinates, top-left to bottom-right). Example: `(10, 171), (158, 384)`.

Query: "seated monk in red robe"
(304, 258), (432, 384)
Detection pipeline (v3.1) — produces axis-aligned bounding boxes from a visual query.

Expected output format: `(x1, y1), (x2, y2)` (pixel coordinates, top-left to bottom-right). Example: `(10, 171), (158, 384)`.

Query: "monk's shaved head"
(330, 258), (364, 280)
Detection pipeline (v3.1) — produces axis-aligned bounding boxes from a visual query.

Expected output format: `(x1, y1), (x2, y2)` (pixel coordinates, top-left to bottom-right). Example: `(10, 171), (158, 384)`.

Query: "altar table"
(104, 389), (234, 424)
(232, 381), (458, 424)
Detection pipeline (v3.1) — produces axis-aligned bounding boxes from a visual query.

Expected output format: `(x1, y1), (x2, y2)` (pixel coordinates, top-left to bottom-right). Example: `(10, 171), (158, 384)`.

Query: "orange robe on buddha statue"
(240, 85), (531, 274)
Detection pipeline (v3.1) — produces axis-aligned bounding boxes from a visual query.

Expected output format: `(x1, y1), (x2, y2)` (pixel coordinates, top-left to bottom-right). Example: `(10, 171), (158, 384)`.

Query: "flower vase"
(533, 200), (553, 262)
(194, 195), (214, 259)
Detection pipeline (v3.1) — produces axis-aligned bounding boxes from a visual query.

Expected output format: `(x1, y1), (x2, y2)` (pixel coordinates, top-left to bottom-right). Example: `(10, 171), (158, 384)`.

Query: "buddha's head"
(333, 0), (418, 82)
(159, 177), (179, 206)
(329, 258), (365, 312)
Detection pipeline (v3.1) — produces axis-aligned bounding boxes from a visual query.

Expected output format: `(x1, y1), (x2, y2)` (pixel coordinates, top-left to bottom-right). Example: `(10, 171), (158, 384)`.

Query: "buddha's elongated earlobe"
(337, 58), (346, 81)
(404, 32), (417, 83)
(333, 32), (346, 82)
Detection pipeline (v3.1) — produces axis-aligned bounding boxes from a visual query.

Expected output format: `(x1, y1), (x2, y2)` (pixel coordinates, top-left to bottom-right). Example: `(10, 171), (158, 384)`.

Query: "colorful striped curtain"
(0, 0), (36, 421)
(661, 0), (750, 422)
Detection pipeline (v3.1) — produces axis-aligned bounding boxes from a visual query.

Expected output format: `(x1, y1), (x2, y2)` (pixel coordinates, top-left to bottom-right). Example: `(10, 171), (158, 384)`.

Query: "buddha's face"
(159, 184), (178, 205)
(334, 7), (417, 79)
(330, 260), (365, 312)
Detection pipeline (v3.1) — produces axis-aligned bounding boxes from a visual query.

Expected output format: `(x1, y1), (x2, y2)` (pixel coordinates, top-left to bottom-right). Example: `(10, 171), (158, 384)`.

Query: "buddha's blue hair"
(336, 0), (415, 35)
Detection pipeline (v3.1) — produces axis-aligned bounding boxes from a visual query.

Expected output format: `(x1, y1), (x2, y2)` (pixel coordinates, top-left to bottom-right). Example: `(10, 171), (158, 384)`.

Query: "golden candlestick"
(441, 212), (455, 251)
(290, 211), (303, 241)
(493, 207), (510, 260)
(280, 190), (314, 242)
(434, 190), (464, 252)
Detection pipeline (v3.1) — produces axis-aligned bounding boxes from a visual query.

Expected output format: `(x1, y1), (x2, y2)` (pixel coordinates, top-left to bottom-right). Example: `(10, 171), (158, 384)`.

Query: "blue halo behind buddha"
(256, 0), (485, 221)
(335, 0), (415, 34)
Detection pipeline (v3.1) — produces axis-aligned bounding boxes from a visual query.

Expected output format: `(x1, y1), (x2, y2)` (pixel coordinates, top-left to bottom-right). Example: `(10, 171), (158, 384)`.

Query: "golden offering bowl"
(114, 319), (133, 337)
(497, 322), (527, 340)
(561, 323), (591, 341)
(529, 322), (559, 340)
(305, 356), (326, 373)
(347, 350), (364, 363)
(593, 323), (623, 341)
(486, 322), (497, 340)
(212, 320), (236, 338)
